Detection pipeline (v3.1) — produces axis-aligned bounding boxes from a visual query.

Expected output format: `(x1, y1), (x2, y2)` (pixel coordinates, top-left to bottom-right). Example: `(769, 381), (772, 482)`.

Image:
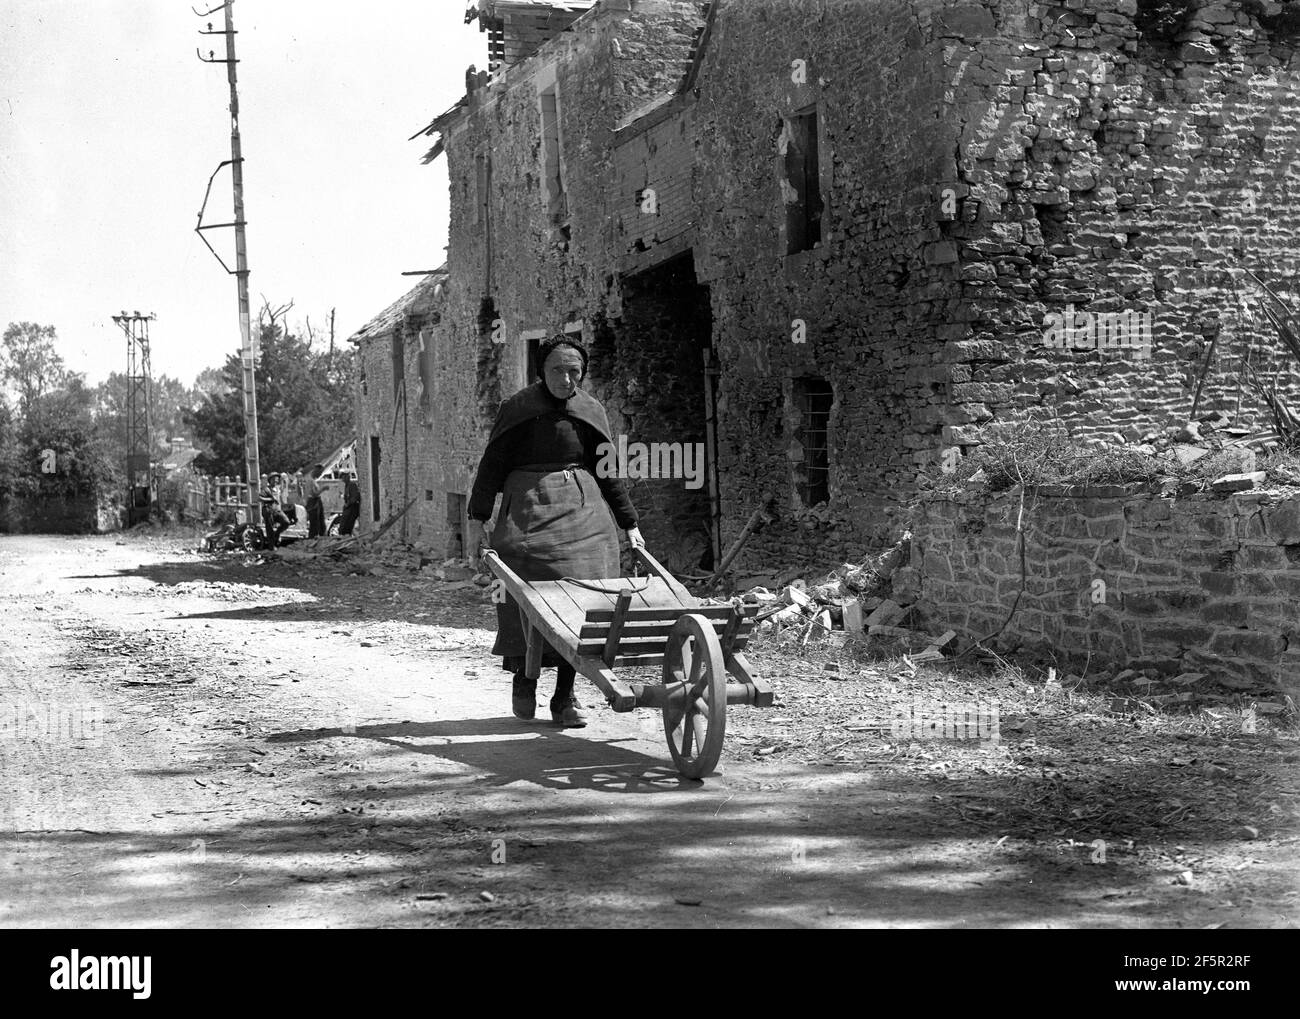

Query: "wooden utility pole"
(195, 0), (260, 524)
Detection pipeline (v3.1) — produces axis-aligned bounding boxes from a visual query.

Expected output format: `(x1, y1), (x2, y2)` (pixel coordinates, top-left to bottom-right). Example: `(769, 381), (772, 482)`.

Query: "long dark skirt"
(491, 467), (619, 672)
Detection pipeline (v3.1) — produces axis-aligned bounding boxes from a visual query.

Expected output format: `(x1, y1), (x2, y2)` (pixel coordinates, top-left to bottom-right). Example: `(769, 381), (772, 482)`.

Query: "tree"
(185, 303), (353, 478)
(93, 372), (199, 470)
(192, 366), (230, 400)
(0, 399), (22, 504)
(1, 322), (67, 419)
(0, 322), (119, 512)
(20, 374), (119, 500)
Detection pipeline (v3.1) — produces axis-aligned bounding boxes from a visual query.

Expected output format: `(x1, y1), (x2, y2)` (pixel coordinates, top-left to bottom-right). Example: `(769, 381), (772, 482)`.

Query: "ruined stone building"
(351, 0), (1300, 581)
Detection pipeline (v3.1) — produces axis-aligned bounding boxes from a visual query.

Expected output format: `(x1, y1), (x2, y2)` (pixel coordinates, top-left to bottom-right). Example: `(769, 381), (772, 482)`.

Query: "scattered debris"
(726, 533), (955, 656)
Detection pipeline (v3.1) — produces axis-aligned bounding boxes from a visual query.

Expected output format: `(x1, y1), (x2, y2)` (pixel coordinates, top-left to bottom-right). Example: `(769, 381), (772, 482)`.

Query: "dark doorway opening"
(526, 335), (543, 382)
(446, 493), (467, 558)
(368, 436), (381, 522)
(597, 253), (718, 572)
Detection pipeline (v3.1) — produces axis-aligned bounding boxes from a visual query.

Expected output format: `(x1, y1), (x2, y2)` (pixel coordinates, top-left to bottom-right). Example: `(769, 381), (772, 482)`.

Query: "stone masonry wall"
(686, 0), (1300, 582)
(945, 0), (1300, 456)
(352, 279), (457, 551)
(692, 0), (963, 572)
(911, 485), (1300, 702)
(386, 0), (1300, 578)
(425, 0), (709, 555)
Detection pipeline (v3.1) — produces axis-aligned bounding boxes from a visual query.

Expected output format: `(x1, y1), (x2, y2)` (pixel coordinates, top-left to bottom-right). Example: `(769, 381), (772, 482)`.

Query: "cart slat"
(577, 635), (751, 657)
(581, 605), (750, 623)
(577, 614), (756, 641)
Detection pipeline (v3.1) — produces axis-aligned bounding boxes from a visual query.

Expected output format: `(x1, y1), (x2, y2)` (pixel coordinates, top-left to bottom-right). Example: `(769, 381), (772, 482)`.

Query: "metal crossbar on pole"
(112, 312), (155, 526)
(195, 0), (260, 525)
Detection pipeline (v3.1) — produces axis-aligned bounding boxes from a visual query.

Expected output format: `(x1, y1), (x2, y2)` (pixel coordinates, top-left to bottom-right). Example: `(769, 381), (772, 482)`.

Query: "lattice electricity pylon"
(112, 311), (155, 526)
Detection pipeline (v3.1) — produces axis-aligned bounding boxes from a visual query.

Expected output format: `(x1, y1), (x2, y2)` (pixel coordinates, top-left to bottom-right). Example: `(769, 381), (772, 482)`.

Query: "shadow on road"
(69, 555), (491, 631)
(268, 717), (701, 794)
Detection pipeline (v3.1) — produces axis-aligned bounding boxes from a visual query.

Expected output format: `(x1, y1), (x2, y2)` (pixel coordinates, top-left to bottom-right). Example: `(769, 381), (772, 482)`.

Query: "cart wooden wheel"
(662, 612), (727, 779)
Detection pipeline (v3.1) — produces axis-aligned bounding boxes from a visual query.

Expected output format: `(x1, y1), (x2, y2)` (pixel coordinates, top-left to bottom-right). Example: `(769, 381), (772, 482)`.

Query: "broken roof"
(474, 1), (596, 73)
(347, 266), (449, 345)
(412, 0), (600, 159)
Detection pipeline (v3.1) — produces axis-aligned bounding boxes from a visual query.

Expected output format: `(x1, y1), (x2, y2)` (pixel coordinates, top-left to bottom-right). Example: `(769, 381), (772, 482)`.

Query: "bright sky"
(0, 0), (480, 386)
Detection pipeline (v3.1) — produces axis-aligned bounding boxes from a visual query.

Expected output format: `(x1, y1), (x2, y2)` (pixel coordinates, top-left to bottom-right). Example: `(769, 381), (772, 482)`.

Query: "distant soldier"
(338, 473), (361, 535)
(259, 472), (292, 547)
(304, 464), (326, 538)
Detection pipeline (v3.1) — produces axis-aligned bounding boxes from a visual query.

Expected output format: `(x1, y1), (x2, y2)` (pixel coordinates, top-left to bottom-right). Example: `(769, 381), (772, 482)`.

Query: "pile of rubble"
(1128, 413), (1278, 495)
(278, 538), (490, 588)
(730, 532), (955, 660)
(200, 517), (493, 592)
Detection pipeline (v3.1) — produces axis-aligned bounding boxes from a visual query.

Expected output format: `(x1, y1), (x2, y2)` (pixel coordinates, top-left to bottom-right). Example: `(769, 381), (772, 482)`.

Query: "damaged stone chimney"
(472, 1), (598, 75)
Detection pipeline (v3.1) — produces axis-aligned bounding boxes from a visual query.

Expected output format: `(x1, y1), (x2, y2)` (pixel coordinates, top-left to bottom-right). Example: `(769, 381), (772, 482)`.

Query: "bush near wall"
(0, 493), (118, 534)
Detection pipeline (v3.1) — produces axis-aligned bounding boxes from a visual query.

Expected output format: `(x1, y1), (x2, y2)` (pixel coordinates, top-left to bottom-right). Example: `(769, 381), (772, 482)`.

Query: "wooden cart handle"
(631, 545), (693, 603)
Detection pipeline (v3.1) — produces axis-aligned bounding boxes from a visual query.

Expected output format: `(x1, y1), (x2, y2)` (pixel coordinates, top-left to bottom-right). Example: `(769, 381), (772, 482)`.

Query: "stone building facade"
(354, 0), (1300, 579)
(350, 270), (457, 549)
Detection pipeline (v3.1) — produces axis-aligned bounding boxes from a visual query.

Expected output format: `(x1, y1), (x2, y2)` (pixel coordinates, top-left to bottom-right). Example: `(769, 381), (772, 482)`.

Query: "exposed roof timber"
(472, 0), (596, 74)
(421, 136), (445, 165)
(679, 0), (718, 95)
(409, 95), (468, 142)
(348, 266), (450, 344)
(416, 0), (713, 162)
(477, 1), (596, 18)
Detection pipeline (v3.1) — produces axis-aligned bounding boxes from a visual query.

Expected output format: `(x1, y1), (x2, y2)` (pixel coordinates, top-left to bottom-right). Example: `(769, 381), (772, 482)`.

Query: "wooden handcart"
(481, 546), (773, 779)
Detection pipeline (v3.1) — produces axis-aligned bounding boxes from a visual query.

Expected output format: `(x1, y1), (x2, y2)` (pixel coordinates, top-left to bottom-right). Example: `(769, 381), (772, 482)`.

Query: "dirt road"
(1, 532), (1296, 928)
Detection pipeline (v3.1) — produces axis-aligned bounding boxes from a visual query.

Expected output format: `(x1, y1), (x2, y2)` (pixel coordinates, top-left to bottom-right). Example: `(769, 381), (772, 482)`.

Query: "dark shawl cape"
(474, 382), (627, 671)
(487, 381), (614, 447)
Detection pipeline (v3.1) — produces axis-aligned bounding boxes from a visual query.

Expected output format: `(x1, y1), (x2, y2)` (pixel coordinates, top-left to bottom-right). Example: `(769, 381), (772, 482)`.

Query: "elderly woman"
(470, 335), (643, 727)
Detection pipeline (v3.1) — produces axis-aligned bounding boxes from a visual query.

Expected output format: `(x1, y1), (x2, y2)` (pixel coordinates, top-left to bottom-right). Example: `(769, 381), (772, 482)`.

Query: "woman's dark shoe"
(512, 675), (537, 720)
(513, 695), (536, 720)
(550, 695), (587, 728)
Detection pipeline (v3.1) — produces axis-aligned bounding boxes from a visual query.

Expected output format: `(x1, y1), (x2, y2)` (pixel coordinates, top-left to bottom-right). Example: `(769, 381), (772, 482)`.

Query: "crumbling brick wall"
(692, 0), (962, 573)
(944, 0), (1300, 455)
(384, 0), (1300, 581)
(423, 0), (711, 559)
(612, 95), (697, 266)
(685, 0), (1300, 581)
(911, 485), (1300, 700)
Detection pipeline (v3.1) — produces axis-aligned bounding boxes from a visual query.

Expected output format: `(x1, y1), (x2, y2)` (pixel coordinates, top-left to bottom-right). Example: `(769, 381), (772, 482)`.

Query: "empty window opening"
(539, 85), (568, 229)
(792, 377), (833, 507)
(783, 107), (823, 254)
(447, 493), (467, 558)
(391, 332), (405, 398)
(416, 328), (432, 409)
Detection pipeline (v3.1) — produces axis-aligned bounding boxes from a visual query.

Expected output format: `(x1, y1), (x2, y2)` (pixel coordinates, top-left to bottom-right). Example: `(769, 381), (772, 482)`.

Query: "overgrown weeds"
(914, 411), (1165, 504)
